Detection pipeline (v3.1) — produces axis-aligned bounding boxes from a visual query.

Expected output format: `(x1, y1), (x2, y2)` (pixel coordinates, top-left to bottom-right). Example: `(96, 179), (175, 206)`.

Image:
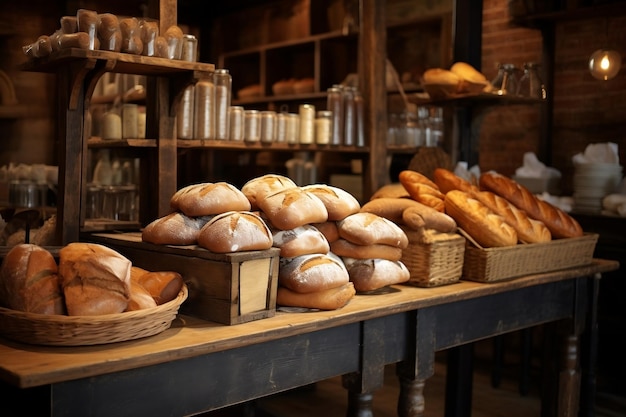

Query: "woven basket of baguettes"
(400, 227), (465, 287)
(0, 284), (187, 346)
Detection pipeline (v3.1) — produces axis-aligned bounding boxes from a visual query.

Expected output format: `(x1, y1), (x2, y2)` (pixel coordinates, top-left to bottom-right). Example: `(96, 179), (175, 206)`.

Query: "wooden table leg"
(397, 375), (426, 417)
(444, 344), (474, 417)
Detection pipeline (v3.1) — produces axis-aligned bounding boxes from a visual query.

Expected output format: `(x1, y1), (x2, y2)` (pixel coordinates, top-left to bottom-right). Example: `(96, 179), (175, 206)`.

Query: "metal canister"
(244, 110), (260, 142)
(286, 113), (300, 144)
(260, 110), (277, 143)
(298, 104), (315, 144)
(181, 34), (198, 62)
(228, 106), (244, 141)
(193, 79), (215, 140)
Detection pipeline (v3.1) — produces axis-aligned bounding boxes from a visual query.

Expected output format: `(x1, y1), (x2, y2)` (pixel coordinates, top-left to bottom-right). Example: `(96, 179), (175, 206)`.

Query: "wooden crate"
(87, 233), (280, 325)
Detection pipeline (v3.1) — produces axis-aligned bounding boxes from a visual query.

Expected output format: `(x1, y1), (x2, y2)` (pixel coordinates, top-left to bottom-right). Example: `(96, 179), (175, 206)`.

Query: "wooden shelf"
(408, 92), (546, 107)
(233, 91), (328, 105)
(176, 139), (369, 153)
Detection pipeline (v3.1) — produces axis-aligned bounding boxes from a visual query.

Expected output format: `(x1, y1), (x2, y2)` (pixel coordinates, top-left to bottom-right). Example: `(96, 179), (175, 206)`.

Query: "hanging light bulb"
(589, 49), (622, 80)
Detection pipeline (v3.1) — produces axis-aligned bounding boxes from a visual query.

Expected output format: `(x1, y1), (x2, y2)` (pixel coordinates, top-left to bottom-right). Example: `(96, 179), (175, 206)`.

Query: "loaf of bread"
(330, 238), (404, 261)
(471, 190), (552, 243)
(242, 174), (298, 210)
(433, 168), (478, 194)
(258, 187), (328, 230)
(311, 221), (340, 243)
(175, 182), (251, 217)
(58, 242), (131, 315)
(450, 62), (490, 94)
(301, 184), (361, 221)
(132, 270), (183, 305)
(337, 212), (408, 249)
(360, 198), (457, 233)
(479, 172), (583, 239)
(278, 253), (349, 294)
(398, 170), (445, 212)
(141, 212), (212, 245)
(272, 224), (330, 258)
(370, 183), (410, 199)
(0, 244), (65, 315)
(444, 190), (518, 247)
(197, 211), (273, 253)
(126, 280), (158, 311)
(276, 282), (356, 310)
(343, 257), (410, 292)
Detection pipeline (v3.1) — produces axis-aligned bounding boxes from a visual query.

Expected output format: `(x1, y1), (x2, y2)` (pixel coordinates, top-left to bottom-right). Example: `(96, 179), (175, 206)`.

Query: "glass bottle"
(194, 79), (215, 140)
(517, 62), (546, 99)
(299, 104), (315, 144)
(343, 86), (355, 146)
(214, 69), (232, 140)
(353, 89), (365, 147)
(177, 84), (195, 139)
(315, 110), (332, 145)
(326, 86), (344, 145)
(491, 63), (518, 96)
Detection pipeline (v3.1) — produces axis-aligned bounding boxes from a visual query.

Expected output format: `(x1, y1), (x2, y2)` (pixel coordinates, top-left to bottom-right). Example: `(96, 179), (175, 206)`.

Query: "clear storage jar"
(193, 79), (215, 140)
(214, 69), (232, 140)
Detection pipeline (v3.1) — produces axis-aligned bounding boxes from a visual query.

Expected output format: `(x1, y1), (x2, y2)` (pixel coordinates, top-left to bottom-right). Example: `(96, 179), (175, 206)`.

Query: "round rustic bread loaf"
(343, 257), (410, 292)
(272, 224), (330, 258)
(197, 211), (273, 253)
(276, 282), (356, 310)
(330, 238), (404, 261)
(301, 184), (361, 221)
(132, 270), (183, 305)
(278, 253), (349, 294)
(337, 212), (408, 248)
(258, 187), (328, 230)
(141, 212), (212, 245)
(242, 174), (297, 210)
(176, 182), (251, 217)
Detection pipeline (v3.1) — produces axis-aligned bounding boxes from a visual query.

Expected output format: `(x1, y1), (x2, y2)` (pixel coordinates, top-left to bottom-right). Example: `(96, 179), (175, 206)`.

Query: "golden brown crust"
(197, 211), (273, 253)
(433, 168), (478, 194)
(276, 282), (356, 310)
(399, 170), (445, 212)
(360, 198), (456, 233)
(330, 239), (403, 261)
(134, 271), (183, 305)
(337, 212), (409, 249)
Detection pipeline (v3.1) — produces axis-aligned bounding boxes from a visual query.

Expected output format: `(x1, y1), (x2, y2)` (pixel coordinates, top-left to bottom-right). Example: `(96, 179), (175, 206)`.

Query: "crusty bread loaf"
(170, 183), (202, 211)
(272, 225), (330, 258)
(0, 244), (65, 315)
(450, 62), (490, 94)
(343, 257), (410, 292)
(301, 184), (361, 221)
(197, 211), (273, 253)
(422, 68), (460, 86)
(444, 190), (518, 247)
(59, 242), (131, 315)
(398, 170), (445, 212)
(176, 182), (251, 217)
(126, 280), (158, 311)
(471, 190), (552, 243)
(258, 187), (328, 230)
(276, 282), (356, 310)
(278, 253), (349, 293)
(141, 212), (212, 245)
(433, 168), (478, 194)
(360, 198), (457, 233)
(337, 212), (408, 249)
(311, 221), (340, 243)
(132, 270), (183, 305)
(330, 238), (403, 261)
(370, 183), (410, 199)
(479, 172), (583, 239)
(242, 174), (297, 210)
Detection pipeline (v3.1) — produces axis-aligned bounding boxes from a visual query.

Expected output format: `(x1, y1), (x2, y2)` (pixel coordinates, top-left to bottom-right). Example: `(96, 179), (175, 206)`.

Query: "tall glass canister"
(327, 86), (344, 146)
(214, 69), (232, 140)
(194, 78), (215, 140)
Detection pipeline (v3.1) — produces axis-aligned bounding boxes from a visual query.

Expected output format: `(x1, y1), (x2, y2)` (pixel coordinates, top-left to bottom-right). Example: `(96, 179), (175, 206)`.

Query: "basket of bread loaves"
(0, 242), (187, 346)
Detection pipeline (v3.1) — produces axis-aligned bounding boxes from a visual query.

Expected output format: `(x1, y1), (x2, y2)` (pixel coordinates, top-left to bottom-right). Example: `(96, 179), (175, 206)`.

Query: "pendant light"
(588, 19), (622, 81)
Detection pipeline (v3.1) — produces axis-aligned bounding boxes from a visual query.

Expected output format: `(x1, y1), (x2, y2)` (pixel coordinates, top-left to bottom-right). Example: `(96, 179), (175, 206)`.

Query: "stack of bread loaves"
(0, 242), (184, 316)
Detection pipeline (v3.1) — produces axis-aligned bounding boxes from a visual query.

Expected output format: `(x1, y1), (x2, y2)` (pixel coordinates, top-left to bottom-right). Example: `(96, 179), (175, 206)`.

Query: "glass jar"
(177, 84), (195, 139)
(342, 86), (355, 146)
(286, 113), (300, 144)
(275, 112), (288, 143)
(315, 110), (332, 145)
(260, 110), (277, 143)
(214, 69), (232, 140)
(122, 103), (138, 139)
(244, 110), (261, 142)
(517, 62), (546, 99)
(181, 34), (198, 62)
(298, 104), (315, 144)
(228, 106), (244, 141)
(327, 86), (344, 145)
(193, 79), (215, 140)
(353, 89), (365, 147)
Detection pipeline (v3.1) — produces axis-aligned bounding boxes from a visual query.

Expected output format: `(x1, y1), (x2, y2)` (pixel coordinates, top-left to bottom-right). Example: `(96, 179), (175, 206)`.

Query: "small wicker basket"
(400, 227), (466, 287)
(0, 284), (188, 346)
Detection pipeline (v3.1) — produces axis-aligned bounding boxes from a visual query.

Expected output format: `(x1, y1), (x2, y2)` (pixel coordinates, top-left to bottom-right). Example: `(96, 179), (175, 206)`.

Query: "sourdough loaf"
(197, 211), (273, 253)
(258, 187), (328, 230)
(272, 225), (330, 258)
(242, 174), (297, 210)
(176, 182), (251, 217)
(337, 212), (408, 249)
(301, 184), (361, 221)
(276, 282), (356, 310)
(343, 257), (410, 292)
(278, 253), (349, 294)
(141, 212), (212, 245)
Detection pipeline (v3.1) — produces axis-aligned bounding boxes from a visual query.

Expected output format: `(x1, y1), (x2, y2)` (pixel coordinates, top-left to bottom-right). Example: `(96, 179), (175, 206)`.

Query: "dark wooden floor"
(204, 336), (626, 417)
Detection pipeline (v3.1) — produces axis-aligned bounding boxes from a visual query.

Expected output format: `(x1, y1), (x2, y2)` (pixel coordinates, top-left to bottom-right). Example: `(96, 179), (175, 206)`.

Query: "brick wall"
(479, 0), (626, 194)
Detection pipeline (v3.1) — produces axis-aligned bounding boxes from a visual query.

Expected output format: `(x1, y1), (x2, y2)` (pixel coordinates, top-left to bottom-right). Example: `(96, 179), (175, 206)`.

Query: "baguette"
(433, 168), (478, 194)
(444, 190), (518, 247)
(360, 198), (457, 233)
(398, 170), (445, 212)
(479, 172), (583, 239)
(471, 190), (552, 243)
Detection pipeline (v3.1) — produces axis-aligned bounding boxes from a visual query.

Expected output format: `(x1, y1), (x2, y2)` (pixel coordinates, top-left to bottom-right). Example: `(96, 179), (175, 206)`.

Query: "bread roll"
(399, 170), (445, 212)
(343, 257), (410, 292)
(133, 270), (183, 305)
(337, 212), (408, 249)
(59, 243), (131, 315)
(141, 212), (212, 245)
(360, 198), (457, 233)
(278, 253), (349, 294)
(479, 172), (583, 239)
(258, 187), (328, 230)
(311, 221), (340, 243)
(471, 190), (552, 243)
(272, 225), (330, 258)
(176, 182), (251, 217)
(433, 168), (478, 194)
(242, 174), (297, 210)
(444, 190), (518, 247)
(330, 238), (403, 261)
(126, 280), (158, 311)
(197, 211), (273, 253)
(301, 184), (361, 221)
(0, 244), (65, 315)
(277, 282), (356, 310)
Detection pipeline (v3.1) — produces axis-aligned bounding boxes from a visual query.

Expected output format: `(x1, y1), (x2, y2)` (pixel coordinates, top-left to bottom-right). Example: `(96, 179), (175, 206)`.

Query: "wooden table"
(0, 259), (618, 417)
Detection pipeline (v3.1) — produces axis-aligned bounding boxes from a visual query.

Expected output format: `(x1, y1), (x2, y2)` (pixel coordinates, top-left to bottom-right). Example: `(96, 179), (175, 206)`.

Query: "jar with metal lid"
(214, 69), (232, 140)
(275, 112), (288, 143)
(177, 84), (195, 139)
(298, 104), (315, 144)
(244, 110), (261, 142)
(327, 86), (344, 145)
(228, 106), (244, 141)
(260, 110), (277, 143)
(343, 87), (355, 146)
(181, 34), (198, 62)
(194, 79), (215, 140)
(315, 110), (332, 145)
(286, 113), (300, 144)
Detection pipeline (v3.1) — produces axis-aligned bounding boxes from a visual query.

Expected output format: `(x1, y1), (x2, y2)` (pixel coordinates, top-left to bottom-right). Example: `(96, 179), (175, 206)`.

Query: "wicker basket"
(0, 284), (188, 346)
(400, 227), (466, 287)
(462, 233), (599, 283)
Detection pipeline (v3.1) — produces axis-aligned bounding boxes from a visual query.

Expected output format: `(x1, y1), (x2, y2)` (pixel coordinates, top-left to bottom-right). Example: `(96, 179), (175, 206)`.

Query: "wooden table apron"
(0, 260), (618, 417)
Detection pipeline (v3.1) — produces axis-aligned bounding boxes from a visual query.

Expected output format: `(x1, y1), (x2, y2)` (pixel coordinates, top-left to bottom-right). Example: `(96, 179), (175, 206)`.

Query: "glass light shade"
(589, 49), (622, 80)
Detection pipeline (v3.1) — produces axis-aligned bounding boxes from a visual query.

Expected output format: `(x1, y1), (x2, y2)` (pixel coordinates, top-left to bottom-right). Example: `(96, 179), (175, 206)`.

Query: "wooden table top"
(0, 259), (618, 389)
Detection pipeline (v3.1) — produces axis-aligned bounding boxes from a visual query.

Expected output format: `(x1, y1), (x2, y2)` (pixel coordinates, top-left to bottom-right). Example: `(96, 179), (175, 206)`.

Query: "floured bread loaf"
(242, 174), (297, 210)
(59, 242), (132, 315)
(337, 212), (408, 249)
(175, 182), (251, 217)
(258, 187), (328, 230)
(141, 212), (212, 245)
(343, 257), (410, 292)
(301, 184), (361, 221)
(272, 224), (330, 258)
(197, 211), (273, 253)
(278, 253), (349, 293)
(276, 282), (355, 310)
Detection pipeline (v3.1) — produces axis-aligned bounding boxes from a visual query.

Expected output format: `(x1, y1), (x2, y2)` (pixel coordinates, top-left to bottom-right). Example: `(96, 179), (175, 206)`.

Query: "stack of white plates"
(573, 162), (623, 213)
